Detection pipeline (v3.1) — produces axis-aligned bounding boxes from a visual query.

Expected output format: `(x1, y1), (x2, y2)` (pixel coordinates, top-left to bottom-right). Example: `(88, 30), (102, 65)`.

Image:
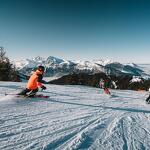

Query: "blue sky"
(0, 0), (150, 63)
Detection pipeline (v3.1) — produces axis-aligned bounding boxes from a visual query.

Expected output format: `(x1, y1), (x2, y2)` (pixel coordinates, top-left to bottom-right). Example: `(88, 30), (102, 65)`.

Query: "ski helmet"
(37, 65), (45, 72)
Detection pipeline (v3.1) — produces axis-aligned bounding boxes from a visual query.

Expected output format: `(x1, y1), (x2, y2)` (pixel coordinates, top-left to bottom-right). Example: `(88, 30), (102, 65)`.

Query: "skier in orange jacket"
(18, 65), (47, 97)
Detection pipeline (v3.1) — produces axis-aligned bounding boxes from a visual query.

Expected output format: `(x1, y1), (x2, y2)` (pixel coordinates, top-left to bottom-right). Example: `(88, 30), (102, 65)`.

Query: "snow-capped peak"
(32, 56), (46, 62)
(46, 56), (64, 64)
(92, 59), (113, 66)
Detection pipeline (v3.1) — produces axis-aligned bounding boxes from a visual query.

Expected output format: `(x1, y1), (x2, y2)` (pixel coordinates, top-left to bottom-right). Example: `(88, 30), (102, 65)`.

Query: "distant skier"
(99, 78), (117, 95)
(146, 88), (150, 103)
(99, 79), (105, 89)
(99, 78), (111, 95)
(18, 65), (47, 97)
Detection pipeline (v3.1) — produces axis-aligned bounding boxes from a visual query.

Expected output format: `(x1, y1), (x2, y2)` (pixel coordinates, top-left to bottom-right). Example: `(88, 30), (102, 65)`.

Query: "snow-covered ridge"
(13, 56), (114, 77)
(14, 56), (112, 70)
(13, 56), (150, 79)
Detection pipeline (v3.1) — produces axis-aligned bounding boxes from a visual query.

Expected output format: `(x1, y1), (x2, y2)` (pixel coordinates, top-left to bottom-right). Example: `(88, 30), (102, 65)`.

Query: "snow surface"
(0, 81), (150, 150)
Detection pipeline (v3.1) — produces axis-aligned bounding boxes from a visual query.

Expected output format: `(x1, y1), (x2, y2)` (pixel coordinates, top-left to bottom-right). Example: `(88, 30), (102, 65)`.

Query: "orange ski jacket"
(26, 70), (44, 90)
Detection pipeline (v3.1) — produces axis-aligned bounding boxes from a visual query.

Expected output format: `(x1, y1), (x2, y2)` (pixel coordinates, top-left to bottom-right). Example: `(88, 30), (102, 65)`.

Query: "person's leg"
(27, 88), (38, 97)
(146, 94), (150, 102)
(106, 88), (111, 94)
(18, 88), (30, 95)
(104, 88), (110, 95)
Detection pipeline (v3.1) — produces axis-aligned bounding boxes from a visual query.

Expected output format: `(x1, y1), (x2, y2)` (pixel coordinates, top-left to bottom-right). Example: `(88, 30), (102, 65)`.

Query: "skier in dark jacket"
(146, 88), (150, 103)
(18, 65), (47, 97)
(99, 78), (111, 94)
(103, 79), (111, 94)
(99, 78), (117, 95)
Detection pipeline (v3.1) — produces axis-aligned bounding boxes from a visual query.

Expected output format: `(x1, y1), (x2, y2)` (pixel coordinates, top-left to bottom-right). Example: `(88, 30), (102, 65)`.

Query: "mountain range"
(13, 56), (150, 80)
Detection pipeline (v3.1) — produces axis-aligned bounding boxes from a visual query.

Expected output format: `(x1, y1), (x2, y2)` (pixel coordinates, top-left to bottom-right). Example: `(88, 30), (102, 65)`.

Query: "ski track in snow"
(0, 82), (150, 150)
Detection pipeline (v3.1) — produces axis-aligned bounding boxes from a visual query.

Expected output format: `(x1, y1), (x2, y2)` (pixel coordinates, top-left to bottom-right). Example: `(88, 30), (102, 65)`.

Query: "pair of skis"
(5, 93), (50, 99)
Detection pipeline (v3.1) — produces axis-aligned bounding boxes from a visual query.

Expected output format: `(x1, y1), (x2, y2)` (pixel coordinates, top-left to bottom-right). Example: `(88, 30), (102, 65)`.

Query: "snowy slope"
(0, 81), (150, 150)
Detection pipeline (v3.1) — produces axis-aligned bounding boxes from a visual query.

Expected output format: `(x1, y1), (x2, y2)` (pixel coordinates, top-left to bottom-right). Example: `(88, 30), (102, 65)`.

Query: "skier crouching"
(18, 65), (47, 97)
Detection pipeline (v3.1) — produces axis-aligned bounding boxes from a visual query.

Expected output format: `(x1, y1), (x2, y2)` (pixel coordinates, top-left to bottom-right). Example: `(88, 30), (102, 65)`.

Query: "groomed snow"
(0, 81), (150, 150)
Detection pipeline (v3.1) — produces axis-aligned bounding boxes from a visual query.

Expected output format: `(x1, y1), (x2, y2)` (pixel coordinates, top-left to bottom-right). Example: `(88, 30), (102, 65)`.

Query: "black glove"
(41, 85), (46, 90)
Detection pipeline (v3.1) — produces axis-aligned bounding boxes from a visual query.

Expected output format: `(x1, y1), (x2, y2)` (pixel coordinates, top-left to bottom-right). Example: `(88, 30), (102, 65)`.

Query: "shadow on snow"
(35, 98), (150, 114)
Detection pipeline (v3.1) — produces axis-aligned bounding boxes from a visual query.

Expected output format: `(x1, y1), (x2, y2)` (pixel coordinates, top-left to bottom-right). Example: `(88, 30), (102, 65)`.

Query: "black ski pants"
(146, 94), (150, 102)
(18, 88), (38, 96)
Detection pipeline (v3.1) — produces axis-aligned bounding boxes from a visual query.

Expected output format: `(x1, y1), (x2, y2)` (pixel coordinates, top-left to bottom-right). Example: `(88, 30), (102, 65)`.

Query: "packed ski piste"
(0, 66), (150, 150)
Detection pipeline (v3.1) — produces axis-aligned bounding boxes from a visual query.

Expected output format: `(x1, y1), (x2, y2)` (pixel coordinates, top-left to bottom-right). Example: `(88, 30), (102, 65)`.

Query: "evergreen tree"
(0, 47), (20, 81)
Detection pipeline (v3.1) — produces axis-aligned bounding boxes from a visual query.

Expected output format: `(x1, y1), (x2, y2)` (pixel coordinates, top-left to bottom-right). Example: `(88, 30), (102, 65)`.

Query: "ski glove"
(41, 85), (46, 90)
